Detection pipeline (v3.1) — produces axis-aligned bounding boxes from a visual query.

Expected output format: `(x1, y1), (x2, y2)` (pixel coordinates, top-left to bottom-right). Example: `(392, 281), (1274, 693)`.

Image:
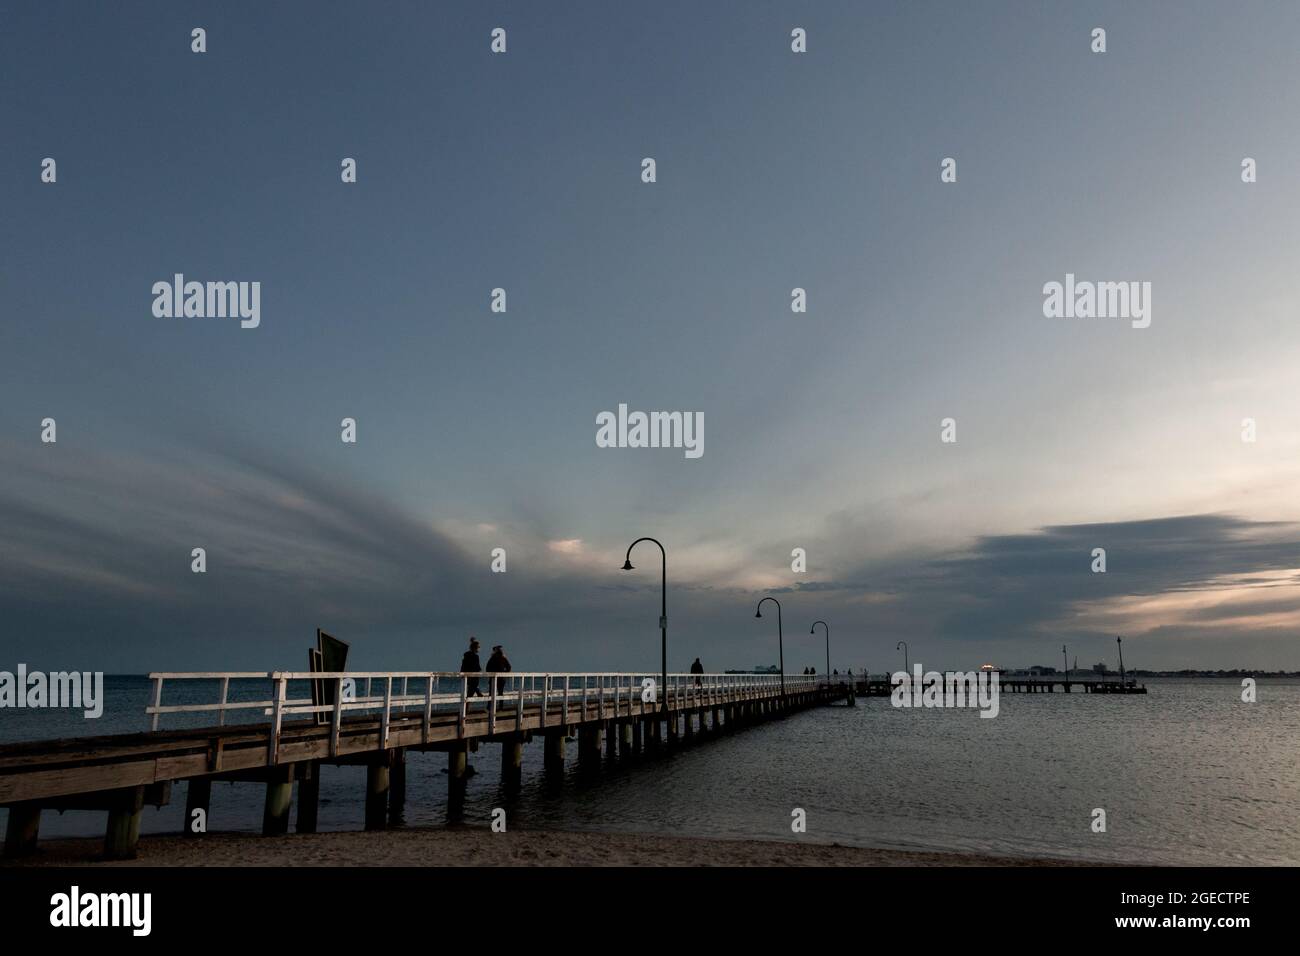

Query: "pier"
(0, 670), (844, 860)
(847, 675), (1147, 696)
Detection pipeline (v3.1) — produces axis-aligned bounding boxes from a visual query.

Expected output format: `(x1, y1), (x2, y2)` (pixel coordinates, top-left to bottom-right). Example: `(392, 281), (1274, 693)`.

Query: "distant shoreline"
(3, 827), (1112, 868)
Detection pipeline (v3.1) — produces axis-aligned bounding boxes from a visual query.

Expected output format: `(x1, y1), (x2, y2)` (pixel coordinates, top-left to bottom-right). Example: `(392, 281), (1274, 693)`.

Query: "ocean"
(2, 676), (1297, 865)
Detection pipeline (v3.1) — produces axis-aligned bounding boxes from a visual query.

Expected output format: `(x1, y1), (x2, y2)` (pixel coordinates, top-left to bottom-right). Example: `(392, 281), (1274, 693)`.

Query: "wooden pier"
(847, 675), (1147, 696)
(0, 670), (843, 860)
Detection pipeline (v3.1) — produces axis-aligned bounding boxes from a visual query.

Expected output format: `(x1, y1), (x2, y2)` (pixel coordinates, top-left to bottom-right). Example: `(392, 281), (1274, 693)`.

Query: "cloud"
(546, 538), (583, 555)
(2, 431), (1298, 672)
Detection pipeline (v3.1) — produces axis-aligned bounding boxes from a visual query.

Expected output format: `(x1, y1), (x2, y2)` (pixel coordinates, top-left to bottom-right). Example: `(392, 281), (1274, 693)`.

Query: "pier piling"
(389, 749), (407, 823)
(543, 730), (565, 769)
(365, 760), (389, 830)
(262, 764), (294, 836)
(501, 735), (524, 788)
(447, 743), (468, 816)
(104, 785), (145, 860)
(296, 761), (319, 833)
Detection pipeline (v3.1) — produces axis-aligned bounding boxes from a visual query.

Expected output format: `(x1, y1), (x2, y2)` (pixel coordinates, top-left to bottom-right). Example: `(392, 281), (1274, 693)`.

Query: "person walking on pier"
(691, 656), (704, 687)
(461, 637), (483, 697)
(486, 644), (512, 695)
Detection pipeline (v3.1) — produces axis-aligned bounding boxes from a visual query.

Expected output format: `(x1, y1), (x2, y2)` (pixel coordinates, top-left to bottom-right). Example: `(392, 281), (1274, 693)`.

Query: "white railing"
(145, 670), (820, 762)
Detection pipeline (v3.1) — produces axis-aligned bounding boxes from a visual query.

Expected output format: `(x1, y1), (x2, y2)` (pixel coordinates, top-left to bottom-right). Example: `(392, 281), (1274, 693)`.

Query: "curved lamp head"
(621, 559), (634, 571)
(754, 609), (762, 619)
(809, 626), (816, 634)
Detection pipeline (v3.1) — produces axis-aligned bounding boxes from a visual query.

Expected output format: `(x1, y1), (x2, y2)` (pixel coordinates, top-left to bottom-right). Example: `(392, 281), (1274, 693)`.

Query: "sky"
(3, 1), (1300, 674)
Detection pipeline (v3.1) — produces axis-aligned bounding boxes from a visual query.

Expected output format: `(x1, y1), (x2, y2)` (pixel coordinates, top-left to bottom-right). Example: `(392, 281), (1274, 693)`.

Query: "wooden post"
(667, 711), (680, 745)
(604, 720), (617, 759)
(184, 777), (212, 837)
(620, 721), (634, 757)
(448, 742), (468, 817)
(388, 749), (407, 824)
(365, 759), (390, 830)
(579, 725), (603, 764)
(296, 762), (320, 833)
(262, 764), (294, 836)
(104, 786), (145, 860)
(631, 718), (643, 754)
(544, 730), (566, 770)
(501, 734), (524, 788)
(3, 802), (40, 858)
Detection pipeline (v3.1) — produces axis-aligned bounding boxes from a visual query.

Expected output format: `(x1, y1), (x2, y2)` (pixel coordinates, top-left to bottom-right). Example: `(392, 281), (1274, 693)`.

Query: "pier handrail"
(144, 671), (816, 745)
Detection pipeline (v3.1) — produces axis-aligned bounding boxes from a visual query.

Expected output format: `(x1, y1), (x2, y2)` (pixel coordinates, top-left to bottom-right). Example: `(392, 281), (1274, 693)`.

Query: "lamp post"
(1062, 643), (1069, 691)
(811, 621), (830, 687)
(755, 597), (785, 699)
(896, 640), (909, 675)
(1117, 635), (1125, 688)
(622, 537), (667, 712)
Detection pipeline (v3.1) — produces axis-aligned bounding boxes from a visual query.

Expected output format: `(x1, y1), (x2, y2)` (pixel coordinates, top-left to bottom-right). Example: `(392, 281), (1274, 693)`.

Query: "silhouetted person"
(690, 657), (703, 687)
(486, 644), (512, 696)
(460, 637), (482, 697)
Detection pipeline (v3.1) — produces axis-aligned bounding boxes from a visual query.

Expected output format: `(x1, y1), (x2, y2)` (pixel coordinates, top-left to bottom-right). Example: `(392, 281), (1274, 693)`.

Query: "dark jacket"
(461, 650), (482, 696)
(485, 650), (512, 694)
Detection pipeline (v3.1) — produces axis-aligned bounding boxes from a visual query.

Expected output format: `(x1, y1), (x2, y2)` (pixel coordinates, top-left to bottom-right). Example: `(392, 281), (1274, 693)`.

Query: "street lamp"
(1117, 635), (1125, 688)
(810, 621), (830, 687)
(896, 640), (909, 675)
(622, 537), (667, 712)
(755, 596), (786, 699)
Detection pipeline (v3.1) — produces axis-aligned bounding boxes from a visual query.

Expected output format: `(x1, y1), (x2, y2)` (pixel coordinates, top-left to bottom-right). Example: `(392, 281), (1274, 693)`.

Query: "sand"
(4, 828), (1097, 867)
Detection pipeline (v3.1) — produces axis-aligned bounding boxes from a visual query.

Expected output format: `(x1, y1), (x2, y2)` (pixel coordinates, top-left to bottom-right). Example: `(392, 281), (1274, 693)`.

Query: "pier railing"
(145, 671), (817, 758)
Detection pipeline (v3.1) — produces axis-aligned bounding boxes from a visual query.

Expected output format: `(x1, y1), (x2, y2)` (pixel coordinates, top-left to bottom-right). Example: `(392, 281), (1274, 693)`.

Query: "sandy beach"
(4, 828), (1098, 867)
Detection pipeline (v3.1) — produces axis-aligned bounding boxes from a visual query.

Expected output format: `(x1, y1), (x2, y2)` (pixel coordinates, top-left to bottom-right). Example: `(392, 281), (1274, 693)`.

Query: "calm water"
(3, 676), (1297, 865)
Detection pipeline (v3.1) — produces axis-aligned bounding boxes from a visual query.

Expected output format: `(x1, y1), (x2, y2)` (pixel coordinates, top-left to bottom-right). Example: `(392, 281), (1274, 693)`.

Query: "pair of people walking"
(460, 636), (511, 696)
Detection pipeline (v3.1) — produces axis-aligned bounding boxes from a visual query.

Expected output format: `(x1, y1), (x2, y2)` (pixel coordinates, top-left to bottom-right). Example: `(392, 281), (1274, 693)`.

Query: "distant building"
(1028, 665), (1057, 676)
(1093, 662), (1107, 674)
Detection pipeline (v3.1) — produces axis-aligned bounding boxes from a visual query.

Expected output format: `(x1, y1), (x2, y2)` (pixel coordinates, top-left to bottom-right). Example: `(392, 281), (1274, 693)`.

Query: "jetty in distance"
(0, 666), (845, 861)
(849, 674), (1148, 696)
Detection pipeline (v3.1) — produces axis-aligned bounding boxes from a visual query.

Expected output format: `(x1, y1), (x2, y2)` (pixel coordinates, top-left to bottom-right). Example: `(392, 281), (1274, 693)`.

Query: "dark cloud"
(3, 434), (1299, 673)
